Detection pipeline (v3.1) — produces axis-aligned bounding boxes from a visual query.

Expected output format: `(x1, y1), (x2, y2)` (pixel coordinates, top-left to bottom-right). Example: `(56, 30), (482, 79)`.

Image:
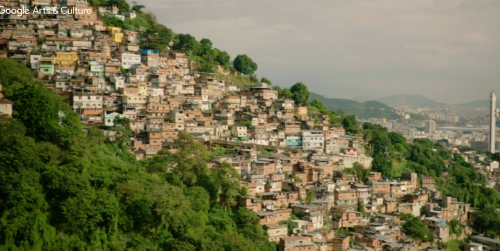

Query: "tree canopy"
(260, 77), (272, 85)
(290, 82), (309, 105)
(401, 214), (433, 242)
(341, 115), (359, 135)
(0, 58), (275, 251)
(233, 54), (258, 75)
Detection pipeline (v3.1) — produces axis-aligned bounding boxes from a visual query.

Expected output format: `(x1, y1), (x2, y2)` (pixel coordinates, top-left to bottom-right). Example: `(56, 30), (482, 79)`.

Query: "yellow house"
(41, 56), (55, 63)
(108, 27), (124, 44)
(107, 27), (122, 33)
(138, 86), (147, 96)
(55, 51), (78, 66)
(112, 32), (124, 44)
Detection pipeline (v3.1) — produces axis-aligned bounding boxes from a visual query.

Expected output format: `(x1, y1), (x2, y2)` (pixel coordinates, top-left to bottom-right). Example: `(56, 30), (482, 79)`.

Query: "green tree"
(260, 77), (272, 85)
(341, 115), (359, 134)
(233, 54), (258, 75)
(401, 214), (433, 242)
(212, 162), (241, 209)
(474, 205), (500, 237)
(174, 34), (201, 55)
(353, 162), (370, 181)
(141, 24), (175, 51)
(132, 4), (145, 13)
(278, 87), (292, 99)
(310, 98), (327, 113)
(306, 190), (315, 204)
(101, 14), (125, 28)
(0, 60), (277, 250)
(362, 122), (387, 132)
(200, 38), (213, 57)
(372, 155), (392, 179)
(290, 82), (309, 105)
(215, 50), (231, 69)
(0, 58), (82, 147)
(388, 132), (407, 145)
(107, 0), (130, 13)
(170, 132), (210, 186)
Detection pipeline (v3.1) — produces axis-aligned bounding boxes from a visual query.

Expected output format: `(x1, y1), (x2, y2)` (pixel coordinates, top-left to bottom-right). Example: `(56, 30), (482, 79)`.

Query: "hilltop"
(310, 92), (401, 119)
(375, 94), (446, 109)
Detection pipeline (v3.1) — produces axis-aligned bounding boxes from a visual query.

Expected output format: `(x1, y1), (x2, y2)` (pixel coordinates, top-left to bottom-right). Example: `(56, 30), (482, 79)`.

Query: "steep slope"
(376, 94), (446, 108)
(310, 92), (401, 119)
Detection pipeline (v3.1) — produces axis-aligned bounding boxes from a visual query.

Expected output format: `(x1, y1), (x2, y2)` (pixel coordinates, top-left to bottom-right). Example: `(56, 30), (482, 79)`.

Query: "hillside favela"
(0, 1), (500, 251)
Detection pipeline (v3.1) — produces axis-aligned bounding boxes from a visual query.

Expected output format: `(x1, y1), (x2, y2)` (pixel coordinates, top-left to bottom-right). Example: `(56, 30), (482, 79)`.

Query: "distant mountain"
(375, 94), (446, 109)
(351, 96), (375, 103)
(455, 100), (500, 109)
(309, 92), (401, 119)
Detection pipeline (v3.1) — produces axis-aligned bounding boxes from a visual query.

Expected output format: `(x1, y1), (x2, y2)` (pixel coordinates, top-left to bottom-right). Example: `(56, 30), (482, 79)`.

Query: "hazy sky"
(139, 0), (500, 104)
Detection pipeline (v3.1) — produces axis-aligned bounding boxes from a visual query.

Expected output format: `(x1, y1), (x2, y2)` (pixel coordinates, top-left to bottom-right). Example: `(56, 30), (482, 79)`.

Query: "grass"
(440, 240), (465, 251)
(391, 160), (413, 178)
(227, 75), (257, 88)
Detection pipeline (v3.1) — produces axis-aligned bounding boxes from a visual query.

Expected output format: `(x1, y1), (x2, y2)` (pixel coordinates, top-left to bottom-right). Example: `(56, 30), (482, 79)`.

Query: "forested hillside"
(0, 59), (274, 250)
(309, 92), (401, 119)
(360, 122), (500, 239)
(3, 0), (500, 249)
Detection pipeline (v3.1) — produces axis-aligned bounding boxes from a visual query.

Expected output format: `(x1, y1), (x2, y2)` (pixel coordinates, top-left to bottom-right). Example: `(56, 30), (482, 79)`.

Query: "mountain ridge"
(454, 99), (500, 109)
(375, 94), (446, 109)
(309, 92), (401, 119)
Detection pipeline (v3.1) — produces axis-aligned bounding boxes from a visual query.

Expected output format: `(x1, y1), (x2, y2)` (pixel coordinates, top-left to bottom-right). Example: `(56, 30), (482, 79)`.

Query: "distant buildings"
(425, 120), (436, 135)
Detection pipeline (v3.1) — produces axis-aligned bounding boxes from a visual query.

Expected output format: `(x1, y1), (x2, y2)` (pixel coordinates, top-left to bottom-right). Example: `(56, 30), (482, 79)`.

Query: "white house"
(302, 130), (325, 152)
(72, 93), (103, 110)
(104, 111), (123, 127)
(117, 53), (141, 70)
(30, 54), (41, 69)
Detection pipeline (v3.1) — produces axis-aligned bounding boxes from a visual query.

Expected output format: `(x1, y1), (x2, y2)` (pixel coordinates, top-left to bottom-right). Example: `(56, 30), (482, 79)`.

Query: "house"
(331, 209), (363, 228)
(141, 53), (159, 67)
(278, 236), (314, 251)
(331, 236), (350, 251)
(230, 124), (248, 138)
(55, 51), (78, 66)
(267, 224), (288, 243)
(73, 6), (98, 25)
(421, 177), (436, 190)
(39, 58), (55, 76)
(116, 52), (141, 69)
(0, 98), (13, 117)
(72, 93), (103, 110)
(302, 130), (325, 152)
(108, 26), (124, 44)
(104, 110), (123, 127)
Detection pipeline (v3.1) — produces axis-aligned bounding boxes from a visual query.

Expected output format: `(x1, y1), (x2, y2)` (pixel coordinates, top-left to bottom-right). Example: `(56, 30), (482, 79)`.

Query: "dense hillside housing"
(0, 2), (483, 250)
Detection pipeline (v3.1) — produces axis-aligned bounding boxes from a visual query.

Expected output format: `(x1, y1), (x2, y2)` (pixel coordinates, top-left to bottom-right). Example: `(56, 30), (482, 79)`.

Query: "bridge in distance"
(437, 126), (500, 132)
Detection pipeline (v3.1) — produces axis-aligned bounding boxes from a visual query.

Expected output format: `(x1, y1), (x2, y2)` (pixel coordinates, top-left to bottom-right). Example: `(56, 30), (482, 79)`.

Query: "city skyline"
(141, 0), (500, 103)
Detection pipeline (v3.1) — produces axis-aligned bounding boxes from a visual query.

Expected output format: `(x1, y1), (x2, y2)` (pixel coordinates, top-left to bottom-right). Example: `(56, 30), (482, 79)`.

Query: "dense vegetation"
(400, 214), (433, 242)
(361, 120), (500, 240)
(0, 58), (274, 250)
(309, 92), (401, 119)
(98, 3), (253, 76)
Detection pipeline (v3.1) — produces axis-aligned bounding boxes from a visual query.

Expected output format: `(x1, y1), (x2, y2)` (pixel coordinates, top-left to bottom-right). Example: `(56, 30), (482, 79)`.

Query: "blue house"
(140, 49), (160, 55)
(286, 136), (301, 146)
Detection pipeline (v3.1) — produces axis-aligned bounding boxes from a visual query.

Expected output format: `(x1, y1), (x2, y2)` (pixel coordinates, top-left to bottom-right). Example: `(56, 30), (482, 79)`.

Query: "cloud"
(138, 0), (500, 103)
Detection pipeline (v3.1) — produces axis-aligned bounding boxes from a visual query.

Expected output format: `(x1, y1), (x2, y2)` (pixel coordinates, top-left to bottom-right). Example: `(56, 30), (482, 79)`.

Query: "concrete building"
(117, 53), (141, 70)
(425, 120), (436, 135)
(490, 92), (497, 153)
(301, 130), (324, 152)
